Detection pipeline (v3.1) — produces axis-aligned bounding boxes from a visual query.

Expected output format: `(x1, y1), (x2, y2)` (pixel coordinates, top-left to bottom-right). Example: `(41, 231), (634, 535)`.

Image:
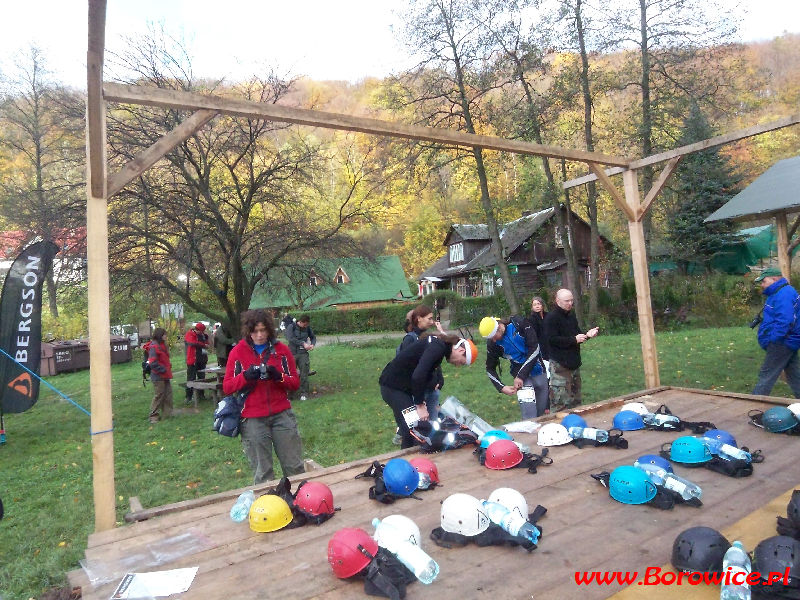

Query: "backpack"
(395, 331), (419, 356)
(141, 341), (153, 386)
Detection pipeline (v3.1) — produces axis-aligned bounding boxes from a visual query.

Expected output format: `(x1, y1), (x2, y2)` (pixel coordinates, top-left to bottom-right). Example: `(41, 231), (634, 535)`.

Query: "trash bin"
(40, 342), (56, 376)
(110, 335), (132, 364)
(52, 340), (90, 373)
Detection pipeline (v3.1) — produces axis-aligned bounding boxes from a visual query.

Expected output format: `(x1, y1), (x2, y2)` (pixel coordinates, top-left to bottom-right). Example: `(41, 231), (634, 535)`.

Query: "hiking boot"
(308, 370), (317, 376)
(149, 417), (159, 424)
(392, 432), (402, 445)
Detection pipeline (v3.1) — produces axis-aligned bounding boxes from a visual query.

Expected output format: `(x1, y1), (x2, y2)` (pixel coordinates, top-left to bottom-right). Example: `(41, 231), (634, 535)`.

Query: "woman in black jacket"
(529, 296), (550, 368)
(380, 333), (477, 448)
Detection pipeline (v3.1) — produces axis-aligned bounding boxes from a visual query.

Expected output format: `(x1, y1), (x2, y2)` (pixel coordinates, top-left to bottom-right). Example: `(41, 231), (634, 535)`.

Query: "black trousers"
(380, 385), (417, 449)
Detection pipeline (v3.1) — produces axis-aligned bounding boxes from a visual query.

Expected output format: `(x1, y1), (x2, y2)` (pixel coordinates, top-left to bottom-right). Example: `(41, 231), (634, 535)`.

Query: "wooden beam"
(776, 212), (791, 279)
(587, 162), (636, 221)
(563, 113), (800, 189)
(623, 169), (660, 388)
(638, 157), (681, 221)
(103, 83), (631, 167)
(107, 109), (217, 197)
(86, 0), (116, 533)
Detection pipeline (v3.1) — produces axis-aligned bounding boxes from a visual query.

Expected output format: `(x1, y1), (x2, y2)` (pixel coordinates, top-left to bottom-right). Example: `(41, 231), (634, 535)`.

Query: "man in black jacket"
(542, 288), (599, 411)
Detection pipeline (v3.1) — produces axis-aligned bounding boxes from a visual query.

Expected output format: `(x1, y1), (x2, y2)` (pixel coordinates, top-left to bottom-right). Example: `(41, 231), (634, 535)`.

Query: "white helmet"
(621, 402), (650, 415)
(488, 487), (528, 521)
(440, 493), (490, 536)
(537, 423), (572, 446)
(787, 403), (800, 419)
(374, 514), (422, 547)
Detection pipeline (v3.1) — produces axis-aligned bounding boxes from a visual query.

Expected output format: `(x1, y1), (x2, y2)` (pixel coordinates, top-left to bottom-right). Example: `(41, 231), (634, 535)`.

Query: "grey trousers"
(292, 352), (310, 398)
(519, 372), (550, 419)
(240, 410), (304, 484)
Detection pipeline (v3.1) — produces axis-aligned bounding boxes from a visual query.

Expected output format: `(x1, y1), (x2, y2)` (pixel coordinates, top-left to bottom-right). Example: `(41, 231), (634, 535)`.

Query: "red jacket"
(147, 341), (172, 380)
(184, 329), (209, 366)
(223, 338), (300, 418)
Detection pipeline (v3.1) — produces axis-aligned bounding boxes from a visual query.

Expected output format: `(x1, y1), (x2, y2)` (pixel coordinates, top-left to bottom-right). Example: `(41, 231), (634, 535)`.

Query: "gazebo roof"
(705, 154), (800, 222)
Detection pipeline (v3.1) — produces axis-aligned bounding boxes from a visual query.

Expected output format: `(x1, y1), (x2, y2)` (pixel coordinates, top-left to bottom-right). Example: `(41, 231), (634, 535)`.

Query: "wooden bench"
(183, 379), (223, 406)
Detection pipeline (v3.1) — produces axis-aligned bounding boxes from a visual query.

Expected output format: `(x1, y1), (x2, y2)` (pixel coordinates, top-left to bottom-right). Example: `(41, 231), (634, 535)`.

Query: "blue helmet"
(635, 454), (673, 473)
(561, 414), (588, 429)
(479, 429), (513, 449)
(703, 429), (737, 448)
(383, 458), (419, 496)
(613, 410), (645, 431)
(670, 436), (712, 464)
(609, 466), (657, 505)
(763, 406), (799, 433)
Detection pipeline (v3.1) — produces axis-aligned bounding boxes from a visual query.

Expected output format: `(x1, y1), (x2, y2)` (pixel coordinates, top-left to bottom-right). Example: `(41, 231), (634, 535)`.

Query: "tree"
(666, 103), (741, 271)
(395, 0), (520, 313)
(105, 31), (382, 334)
(0, 47), (85, 316)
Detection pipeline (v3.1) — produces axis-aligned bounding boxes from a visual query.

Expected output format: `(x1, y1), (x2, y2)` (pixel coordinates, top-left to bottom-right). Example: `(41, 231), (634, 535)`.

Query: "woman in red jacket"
(147, 327), (173, 424)
(223, 309), (304, 484)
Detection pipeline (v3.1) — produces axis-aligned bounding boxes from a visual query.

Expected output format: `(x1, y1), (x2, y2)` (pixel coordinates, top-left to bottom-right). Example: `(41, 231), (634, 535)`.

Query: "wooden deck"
(70, 387), (799, 599)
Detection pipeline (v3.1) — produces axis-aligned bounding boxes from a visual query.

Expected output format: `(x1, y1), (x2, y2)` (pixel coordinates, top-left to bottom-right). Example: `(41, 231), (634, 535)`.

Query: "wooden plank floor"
(71, 388), (799, 600)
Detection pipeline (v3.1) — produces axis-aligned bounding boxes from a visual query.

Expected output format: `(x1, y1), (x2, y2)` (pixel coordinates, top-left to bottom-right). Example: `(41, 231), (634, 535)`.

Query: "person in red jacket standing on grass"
(147, 327), (173, 424)
(184, 322), (210, 404)
(223, 309), (305, 484)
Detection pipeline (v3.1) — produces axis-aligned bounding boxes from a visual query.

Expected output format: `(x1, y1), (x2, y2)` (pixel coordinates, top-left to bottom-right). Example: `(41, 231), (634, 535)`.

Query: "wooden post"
(87, 0), (115, 532)
(623, 170), (660, 388)
(776, 212), (791, 280)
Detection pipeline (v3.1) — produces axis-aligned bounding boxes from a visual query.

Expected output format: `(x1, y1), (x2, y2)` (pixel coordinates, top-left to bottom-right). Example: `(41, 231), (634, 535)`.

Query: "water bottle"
(642, 413), (681, 428)
(720, 541), (751, 600)
(371, 518), (439, 584)
(718, 444), (752, 463)
(481, 500), (540, 545)
(230, 490), (255, 522)
(567, 426), (609, 443)
(633, 464), (702, 501)
(440, 396), (494, 437)
(417, 472), (433, 490)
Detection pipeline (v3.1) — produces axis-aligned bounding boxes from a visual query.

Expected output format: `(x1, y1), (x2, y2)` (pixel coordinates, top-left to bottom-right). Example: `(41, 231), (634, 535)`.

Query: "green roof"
(250, 255), (412, 309)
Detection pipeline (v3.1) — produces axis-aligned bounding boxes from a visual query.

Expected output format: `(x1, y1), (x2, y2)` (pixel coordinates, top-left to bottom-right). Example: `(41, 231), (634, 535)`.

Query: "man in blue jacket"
(753, 268), (800, 397)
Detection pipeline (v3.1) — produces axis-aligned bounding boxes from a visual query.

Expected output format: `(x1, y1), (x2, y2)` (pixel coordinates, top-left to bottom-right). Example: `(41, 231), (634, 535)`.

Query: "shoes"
(392, 433), (402, 446)
(308, 370), (317, 376)
(300, 395), (307, 401)
(149, 417), (159, 424)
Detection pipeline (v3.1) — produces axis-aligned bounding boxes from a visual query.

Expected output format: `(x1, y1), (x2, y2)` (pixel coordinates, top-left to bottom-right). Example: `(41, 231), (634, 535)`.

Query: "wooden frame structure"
(85, 0), (799, 531)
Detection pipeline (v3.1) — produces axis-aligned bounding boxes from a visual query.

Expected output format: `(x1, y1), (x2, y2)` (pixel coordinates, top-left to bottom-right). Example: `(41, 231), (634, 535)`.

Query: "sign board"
(493, 265), (519, 276)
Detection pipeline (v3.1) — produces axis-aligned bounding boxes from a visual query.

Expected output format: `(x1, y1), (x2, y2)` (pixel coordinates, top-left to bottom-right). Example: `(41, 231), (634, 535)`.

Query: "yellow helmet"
(479, 317), (499, 339)
(248, 494), (293, 533)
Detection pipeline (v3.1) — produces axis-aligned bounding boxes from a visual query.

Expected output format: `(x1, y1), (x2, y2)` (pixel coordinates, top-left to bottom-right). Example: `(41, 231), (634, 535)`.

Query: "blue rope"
(0, 347), (91, 417)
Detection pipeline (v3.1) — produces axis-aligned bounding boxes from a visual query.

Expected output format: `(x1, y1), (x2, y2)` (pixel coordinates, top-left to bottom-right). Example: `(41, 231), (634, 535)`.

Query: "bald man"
(542, 288), (599, 411)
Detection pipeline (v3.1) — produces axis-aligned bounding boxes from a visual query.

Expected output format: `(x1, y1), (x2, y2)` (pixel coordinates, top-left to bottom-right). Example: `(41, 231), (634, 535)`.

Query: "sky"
(0, 0), (798, 90)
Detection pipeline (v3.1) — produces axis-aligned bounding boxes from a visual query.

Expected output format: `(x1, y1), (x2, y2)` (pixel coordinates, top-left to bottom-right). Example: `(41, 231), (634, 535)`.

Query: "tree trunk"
(638, 0), (655, 246)
(560, 160), (585, 326)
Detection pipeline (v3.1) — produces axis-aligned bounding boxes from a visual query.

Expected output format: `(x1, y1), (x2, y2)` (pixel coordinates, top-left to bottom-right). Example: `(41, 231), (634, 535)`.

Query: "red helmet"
(409, 457), (440, 484)
(195, 322), (206, 331)
(293, 481), (335, 517)
(327, 528), (378, 578)
(485, 439), (524, 470)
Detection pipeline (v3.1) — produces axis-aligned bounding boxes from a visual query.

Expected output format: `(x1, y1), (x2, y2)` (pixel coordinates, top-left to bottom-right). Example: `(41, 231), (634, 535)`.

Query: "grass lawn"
(0, 325), (786, 599)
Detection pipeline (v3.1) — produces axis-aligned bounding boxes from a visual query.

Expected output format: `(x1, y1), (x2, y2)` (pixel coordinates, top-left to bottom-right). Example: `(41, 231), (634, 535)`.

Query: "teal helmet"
(383, 458), (419, 496)
(561, 414), (588, 429)
(609, 465), (657, 505)
(670, 436), (712, 464)
(479, 429), (513, 449)
(613, 410), (645, 431)
(763, 406), (799, 433)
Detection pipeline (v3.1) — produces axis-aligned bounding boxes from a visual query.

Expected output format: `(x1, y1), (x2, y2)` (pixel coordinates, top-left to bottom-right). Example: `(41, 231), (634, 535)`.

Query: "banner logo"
(8, 373), (32, 398)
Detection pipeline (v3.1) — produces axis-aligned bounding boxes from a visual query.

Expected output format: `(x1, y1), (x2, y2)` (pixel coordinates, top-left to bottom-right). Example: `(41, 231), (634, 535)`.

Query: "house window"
(309, 275), (318, 287)
(554, 228), (563, 248)
(336, 274), (345, 284)
(454, 277), (468, 297)
(333, 267), (350, 284)
(481, 272), (494, 297)
(449, 242), (464, 263)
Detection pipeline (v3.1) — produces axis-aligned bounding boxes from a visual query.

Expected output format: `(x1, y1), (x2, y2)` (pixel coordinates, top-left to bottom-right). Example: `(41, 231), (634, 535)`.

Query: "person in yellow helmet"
(479, 314), (549, 419)
(379, 333), (478, 448)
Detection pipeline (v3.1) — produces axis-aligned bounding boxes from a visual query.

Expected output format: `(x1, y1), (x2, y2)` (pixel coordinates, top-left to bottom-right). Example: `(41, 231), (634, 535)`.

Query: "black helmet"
(753, 536), (800, 590)
(671, 526), (730, 574)
(788, 490), (800, 528)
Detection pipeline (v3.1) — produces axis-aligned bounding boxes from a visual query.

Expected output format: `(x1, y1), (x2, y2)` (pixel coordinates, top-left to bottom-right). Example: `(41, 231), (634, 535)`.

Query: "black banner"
(0, 240), (58, 413)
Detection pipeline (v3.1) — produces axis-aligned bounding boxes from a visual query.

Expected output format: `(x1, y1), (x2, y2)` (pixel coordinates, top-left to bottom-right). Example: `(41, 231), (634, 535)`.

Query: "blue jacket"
(758, 278), (800, 350)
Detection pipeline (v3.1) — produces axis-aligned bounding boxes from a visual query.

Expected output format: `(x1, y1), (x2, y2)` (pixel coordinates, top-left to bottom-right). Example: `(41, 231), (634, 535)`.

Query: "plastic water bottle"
(718, 444), (752, 463)
(417, 472), (433, 490)
(633, 464), (702, 501)
(720, 541), (751, 600)
(440, 396), (494, 437)
(567, 426), (609, 443)
(642, 413), (681, 428)
(230, 490), (255, 522)
(481, 500), (540, 545)
(371, 518), (439, 584)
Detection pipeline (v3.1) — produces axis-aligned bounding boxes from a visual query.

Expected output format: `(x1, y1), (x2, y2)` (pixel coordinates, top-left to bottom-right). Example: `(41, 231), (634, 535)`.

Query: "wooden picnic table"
(70, 387), (799, 599)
